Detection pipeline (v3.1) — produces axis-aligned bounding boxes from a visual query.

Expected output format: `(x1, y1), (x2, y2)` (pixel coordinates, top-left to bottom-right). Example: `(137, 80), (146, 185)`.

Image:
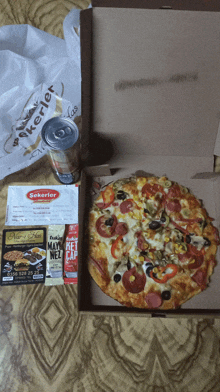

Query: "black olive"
(117, 190), (127, 200)
(204, 237), (211, 247)
(149, 221), (161, 230)
(203, 221), (207, 228)
(144, 208), (150, 213)
(185, 235), (191, 244)
(114, 274), (121, 283)
(161, 291), (171, 301)
(105, 218), (114, 226)
(140, 250), (148, 256)
(160, 216), (166, 223)
(127, 259), (131, 270)
(146, 265), (154, 277)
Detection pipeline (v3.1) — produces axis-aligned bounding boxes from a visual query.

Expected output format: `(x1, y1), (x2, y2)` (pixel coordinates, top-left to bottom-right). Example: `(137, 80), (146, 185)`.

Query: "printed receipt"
(5, 185), (78, 226)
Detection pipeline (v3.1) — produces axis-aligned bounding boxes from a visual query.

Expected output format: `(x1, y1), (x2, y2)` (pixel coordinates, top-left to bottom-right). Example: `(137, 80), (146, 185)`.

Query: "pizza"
(88, 176), (220, 310)
(3, 250), (24, 261)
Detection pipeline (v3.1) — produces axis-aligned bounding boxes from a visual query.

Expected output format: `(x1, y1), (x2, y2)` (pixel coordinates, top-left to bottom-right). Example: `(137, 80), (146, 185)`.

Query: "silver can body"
(41, 117), (80, 184)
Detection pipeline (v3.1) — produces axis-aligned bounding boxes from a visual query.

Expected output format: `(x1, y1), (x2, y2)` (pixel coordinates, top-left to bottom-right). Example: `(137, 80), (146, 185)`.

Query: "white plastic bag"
(0, 8), (82, 180)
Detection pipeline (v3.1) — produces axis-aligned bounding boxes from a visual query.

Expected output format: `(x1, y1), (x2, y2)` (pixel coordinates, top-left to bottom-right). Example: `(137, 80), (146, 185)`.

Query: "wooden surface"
(1, 1), (220, 391)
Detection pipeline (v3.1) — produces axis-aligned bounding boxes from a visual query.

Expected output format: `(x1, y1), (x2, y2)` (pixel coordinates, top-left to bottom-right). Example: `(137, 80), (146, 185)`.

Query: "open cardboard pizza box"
(78, 0), (220, 316)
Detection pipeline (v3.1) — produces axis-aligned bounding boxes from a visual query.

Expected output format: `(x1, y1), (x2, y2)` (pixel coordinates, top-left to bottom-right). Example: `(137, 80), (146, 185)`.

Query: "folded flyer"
(1, 228), (47, 286)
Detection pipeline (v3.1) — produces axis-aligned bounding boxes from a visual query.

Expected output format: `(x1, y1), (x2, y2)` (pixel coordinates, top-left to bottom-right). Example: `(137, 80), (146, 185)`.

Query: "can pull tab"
(54, 127), (72, 139)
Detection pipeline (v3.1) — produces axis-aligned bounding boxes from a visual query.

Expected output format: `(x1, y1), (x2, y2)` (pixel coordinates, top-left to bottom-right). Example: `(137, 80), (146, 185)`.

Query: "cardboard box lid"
(88, 6), (220, 159)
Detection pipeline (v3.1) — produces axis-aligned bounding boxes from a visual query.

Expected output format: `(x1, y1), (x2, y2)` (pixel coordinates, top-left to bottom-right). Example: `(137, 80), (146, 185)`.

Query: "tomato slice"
(111, 235), (124, 259)
(102, 186), (115, 205)
(150, 264), (178, 283)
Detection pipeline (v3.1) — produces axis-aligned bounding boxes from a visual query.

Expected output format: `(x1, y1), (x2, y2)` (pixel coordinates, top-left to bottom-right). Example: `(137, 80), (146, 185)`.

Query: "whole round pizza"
(88, 176), (220, 310)
(3, 250), (24, 261)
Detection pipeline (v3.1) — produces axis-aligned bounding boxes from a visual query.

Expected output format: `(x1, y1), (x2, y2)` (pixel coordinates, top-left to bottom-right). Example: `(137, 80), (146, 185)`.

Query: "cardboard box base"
(78, 165), (220, 316)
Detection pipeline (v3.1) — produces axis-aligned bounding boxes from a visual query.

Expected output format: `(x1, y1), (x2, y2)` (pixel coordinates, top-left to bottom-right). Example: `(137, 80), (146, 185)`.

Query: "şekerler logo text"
(26, 189), (60, 203)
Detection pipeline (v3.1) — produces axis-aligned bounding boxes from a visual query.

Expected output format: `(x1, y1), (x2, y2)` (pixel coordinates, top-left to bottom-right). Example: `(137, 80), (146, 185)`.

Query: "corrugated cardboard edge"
(92, 0), (220, 11)
(80, 8), (93, 164)
(214, 123), (220, 157)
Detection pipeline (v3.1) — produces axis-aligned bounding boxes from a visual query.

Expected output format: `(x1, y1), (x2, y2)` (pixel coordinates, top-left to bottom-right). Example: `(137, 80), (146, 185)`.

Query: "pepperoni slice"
(89, 256), (106, 277)
(136, 233), (148, 251)
(137, 236), (145, 251)
(192, 269), (207, 288)
(187, 196), (201, 209)
(178, 244), (204, 269)
(188, 254), (204, 269)
(142, 183), (164, 198)
(213, 227), (220, 244)
(145, 292), (162, 308)
(115, 222), (128, 236)
(96, 215), (118, 238)
(122, 267), (146, 293)
(167, 184), (182, 198)
(169, 219), (190, 235)
(166, 199), (181, 212)
(120, 199), (134, 214)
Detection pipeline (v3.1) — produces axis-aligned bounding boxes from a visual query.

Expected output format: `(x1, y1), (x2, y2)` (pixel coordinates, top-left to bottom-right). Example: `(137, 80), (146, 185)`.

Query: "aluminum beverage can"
(41, 117), (80, 184)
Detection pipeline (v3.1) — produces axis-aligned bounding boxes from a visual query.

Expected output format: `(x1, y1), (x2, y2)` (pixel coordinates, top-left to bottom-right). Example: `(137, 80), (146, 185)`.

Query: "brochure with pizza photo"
(1, 228), (47, 286)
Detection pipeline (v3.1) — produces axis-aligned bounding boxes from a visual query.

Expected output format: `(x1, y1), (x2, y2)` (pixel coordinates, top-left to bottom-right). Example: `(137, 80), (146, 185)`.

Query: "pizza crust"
(88, 176), (220, 310)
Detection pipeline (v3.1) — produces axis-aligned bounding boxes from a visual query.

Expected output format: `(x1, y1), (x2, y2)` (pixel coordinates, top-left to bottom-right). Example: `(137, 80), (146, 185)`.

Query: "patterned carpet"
(1, 1), (220, 392)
